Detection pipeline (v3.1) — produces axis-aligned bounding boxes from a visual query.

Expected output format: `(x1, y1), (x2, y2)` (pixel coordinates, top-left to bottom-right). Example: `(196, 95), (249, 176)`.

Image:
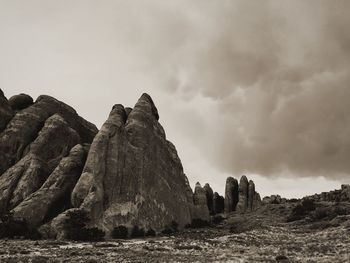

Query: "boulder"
(8, 93), (33, 111)
(71, 94), (193, 235)
(192, 182), (210, 221)
(203, 183), (214, 214)
(0, 89), (14, 132)
(236, 175), (249, 213)
(224, 177), (239, 213)
(213, 192), (224, 214)
(12, 144), (88, 227)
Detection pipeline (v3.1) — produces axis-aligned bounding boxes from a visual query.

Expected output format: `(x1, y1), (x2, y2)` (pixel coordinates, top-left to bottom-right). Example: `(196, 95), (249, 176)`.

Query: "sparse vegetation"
(112, 225), (128, 239)
(63, 210), (105, 241)
(130, 225), (145, 238)
(287, 199), (316, 222)
(0, 213), (40, 240)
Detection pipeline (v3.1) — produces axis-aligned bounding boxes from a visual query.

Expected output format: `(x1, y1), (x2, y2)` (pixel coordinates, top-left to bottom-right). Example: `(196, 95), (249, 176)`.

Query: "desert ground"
(1, 203), (349, 263)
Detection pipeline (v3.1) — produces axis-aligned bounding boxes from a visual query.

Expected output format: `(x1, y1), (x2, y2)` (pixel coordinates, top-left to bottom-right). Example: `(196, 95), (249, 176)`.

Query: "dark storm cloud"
(118, 0), (350, 179)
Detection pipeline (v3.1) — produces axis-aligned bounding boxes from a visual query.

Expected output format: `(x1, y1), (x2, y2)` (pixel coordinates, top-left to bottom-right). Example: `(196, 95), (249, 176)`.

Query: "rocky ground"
(0, 203), (349, 263)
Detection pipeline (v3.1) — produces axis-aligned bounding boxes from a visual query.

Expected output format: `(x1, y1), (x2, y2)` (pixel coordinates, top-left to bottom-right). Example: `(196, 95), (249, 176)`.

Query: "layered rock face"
(70, 94), (193, 234)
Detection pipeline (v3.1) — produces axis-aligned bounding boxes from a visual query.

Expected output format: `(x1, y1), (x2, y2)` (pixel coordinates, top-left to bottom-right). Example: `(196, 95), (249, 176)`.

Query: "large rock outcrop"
(70, 94), (193, 234)
(0, 95), (97, 175)
(224, 177), (239, 213)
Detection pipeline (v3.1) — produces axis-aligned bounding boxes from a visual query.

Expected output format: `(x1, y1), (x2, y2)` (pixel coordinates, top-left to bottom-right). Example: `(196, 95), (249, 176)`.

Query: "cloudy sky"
(1, 0), (349, 198)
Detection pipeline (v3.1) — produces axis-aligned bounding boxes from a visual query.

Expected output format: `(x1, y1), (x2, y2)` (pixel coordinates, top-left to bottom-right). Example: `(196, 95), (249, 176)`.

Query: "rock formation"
(203, 183), (214, 214)
(0, 95), (97, 176)
(0, 89), (265, 239)
(192, 183), (210, 221)
(70, 94), (193, 234)
(305, 184), (350, 202)
(236, 176), (249, 213)
(262, 195), (286, 205)
(224, 177), (239, 213)
(213, 192), (225, 214)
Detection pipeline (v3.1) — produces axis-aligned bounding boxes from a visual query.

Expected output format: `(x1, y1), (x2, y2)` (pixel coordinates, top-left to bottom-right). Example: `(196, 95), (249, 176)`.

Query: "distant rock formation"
(224, 177), (239, 213)
(203, 183), (214, 214)
(192, 183), (210, 221)
(262, 195), (287, 205)
(213, 192), (224, 214)
(306, 184), (350, 202)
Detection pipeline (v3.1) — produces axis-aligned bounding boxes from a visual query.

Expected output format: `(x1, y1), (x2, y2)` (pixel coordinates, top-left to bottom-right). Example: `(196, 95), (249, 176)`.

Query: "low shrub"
(185, 219), (210, 229)
(112, 225), (128, 239)
(287, 199), (315, 222)
(145, 228), (156, 237)
(130, 225), (145, 238)
(212, 215), (224, 225)
(63, 210), (105, 241)
(0, 213), (40, 239)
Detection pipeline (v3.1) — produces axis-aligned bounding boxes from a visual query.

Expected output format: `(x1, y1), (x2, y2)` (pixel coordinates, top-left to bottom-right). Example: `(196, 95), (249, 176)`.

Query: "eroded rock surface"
(12, 144), (89, 227)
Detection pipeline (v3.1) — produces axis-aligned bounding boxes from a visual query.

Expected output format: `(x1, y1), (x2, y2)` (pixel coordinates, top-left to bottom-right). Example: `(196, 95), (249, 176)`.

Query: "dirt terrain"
(0, 203), (349, 263)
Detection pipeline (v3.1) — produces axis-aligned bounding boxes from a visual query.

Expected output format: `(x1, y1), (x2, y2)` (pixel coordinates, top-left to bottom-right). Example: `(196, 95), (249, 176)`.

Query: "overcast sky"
(1, 0), (349, 198)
